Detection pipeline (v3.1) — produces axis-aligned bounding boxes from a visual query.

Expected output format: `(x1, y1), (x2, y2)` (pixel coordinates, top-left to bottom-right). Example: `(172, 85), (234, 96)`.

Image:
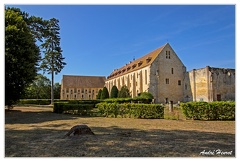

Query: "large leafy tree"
(41, 18), (66, 105)
(22, 74), (51, 99)
(5, 8), (41, 107)
(110, 85), (119, 98)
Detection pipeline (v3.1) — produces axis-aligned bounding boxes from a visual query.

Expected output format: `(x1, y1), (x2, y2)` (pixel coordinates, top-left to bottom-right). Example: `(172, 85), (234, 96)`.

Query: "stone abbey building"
(61, 43), (235, 103)
(60, 75), (106, 100)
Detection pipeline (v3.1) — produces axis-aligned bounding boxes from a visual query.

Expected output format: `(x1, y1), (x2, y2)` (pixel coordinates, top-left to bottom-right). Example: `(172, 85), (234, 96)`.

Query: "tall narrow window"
(171, 68), (174, 74)
(166, 78), (169, 84)
(145, 70), (147, 84)
(178, 80), (181, 85)
(166, 51), (170, 59)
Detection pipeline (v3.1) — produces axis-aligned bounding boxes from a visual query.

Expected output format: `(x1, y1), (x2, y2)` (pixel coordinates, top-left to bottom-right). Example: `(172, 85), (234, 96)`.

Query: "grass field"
(5, 106), (235, 157)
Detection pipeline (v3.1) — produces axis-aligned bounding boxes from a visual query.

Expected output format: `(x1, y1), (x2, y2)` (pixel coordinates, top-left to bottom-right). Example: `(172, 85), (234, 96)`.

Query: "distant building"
(105, 43), (235, 103)
(61, 43), (235, 103)
(60, 75), (106, 100)
(105, 43), (186, 103)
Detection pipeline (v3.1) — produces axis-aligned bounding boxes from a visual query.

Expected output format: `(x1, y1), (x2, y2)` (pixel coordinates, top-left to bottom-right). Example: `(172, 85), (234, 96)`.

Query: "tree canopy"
(5, 7), (41, 106)
(41, 18), (66, 104)
(21, 74), (51, 99)
(5, 7), (66, 106)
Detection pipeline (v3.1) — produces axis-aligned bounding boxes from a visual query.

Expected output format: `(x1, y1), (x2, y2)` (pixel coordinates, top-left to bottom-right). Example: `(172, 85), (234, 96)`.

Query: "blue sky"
(6, 5), (235, 83)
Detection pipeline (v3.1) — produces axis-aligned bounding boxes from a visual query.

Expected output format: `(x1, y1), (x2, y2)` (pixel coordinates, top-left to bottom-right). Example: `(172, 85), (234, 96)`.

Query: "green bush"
(103, 97), (153, 104)
(110, 85), (119, 98)
(68, 100), (102, 106)
(96, 103), (164, 119)
(53, 103), (95, 116)
(18, 99), (51, 105)
(103, 98), (132, 103)
(180, 101), (235, 120)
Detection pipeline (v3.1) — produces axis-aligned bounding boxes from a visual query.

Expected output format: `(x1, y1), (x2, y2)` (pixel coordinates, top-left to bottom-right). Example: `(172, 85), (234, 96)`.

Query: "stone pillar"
(169, 101), (173, 112)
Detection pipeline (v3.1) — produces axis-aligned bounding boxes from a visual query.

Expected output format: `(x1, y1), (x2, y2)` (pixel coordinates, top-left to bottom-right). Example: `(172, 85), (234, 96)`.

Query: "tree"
(54, 83), (61, 99)
(5, 7), (41, 107)
(96, 89), (102, 99)
(110, 85), (119, 98)
(118, 85), (131, 98)
(41, 18), (66, 105)
(22, 74), (51, 99)
(101, 87), (109, 99)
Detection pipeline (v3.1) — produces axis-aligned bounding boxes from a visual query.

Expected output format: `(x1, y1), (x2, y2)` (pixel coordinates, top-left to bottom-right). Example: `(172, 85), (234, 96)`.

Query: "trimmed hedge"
(96, 103), (164, 119)
(68, 100), (102, 106)
(18, 99), (52, 105)
(53, 103), (95, 116)
(103, 97), (153, 104)
(180, 101), (235, 120)
(18, 99), (101, 105)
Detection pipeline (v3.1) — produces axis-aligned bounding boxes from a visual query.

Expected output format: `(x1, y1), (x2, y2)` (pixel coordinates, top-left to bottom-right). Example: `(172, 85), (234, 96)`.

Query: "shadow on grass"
(5, 109), (80, 124)
(5, 125), (235, 157)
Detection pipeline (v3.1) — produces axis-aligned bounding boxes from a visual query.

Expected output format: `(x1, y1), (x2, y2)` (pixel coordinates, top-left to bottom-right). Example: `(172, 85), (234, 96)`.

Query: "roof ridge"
(107, 43), (167, 80)
(63, 75), (106, 78)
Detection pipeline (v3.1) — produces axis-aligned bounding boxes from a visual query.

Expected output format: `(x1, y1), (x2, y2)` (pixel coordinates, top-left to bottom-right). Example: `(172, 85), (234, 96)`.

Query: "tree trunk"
(51, 70), (54, 105)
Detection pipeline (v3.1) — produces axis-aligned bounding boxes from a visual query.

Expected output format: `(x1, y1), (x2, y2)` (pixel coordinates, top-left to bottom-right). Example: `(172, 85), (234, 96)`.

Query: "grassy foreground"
(5, 106), (235, 157)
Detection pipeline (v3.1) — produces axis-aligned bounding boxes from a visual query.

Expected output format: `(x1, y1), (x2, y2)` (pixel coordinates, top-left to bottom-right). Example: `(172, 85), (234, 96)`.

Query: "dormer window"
(127, 66), (131, 71)
(146, 57), (152, 63)
(132, 64), (137, 68)
(138, 61), (143, 67)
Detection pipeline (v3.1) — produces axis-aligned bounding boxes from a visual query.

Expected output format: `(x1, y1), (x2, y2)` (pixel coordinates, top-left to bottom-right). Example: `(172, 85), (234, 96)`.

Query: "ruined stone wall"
(209, 67), (235, 101)
(186, 67), (209, 102)
(184, 66), (235, 102)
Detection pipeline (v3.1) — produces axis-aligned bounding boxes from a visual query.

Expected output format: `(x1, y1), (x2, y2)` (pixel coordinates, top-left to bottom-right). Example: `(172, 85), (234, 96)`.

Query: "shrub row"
(180, 101), (235, 120)
(18, 99), (53, 105)
(53, 103), (95, 116)
(67, 100), (102, 107)
(18, 99), (101, 105)
(103, 97), (153, 104)
(96, 103), (164, 119)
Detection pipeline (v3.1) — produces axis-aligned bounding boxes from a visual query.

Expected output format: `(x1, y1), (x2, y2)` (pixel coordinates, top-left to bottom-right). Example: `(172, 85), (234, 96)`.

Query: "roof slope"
(62, 75), (106, 88)
(107, 43), (167, 80)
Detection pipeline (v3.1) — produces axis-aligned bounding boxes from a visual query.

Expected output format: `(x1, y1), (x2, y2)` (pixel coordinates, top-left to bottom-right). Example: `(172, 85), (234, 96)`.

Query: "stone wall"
(149, 44), (186, 103)
(61, 87), (102, 100)
(209, 67), (235, 101)
(105, 66), (150, 97)
(184, 66), (235, 102)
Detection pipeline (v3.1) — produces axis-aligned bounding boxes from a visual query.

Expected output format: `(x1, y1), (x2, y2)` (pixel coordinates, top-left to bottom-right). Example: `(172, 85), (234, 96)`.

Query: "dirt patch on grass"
(5, 106), (235, 157)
